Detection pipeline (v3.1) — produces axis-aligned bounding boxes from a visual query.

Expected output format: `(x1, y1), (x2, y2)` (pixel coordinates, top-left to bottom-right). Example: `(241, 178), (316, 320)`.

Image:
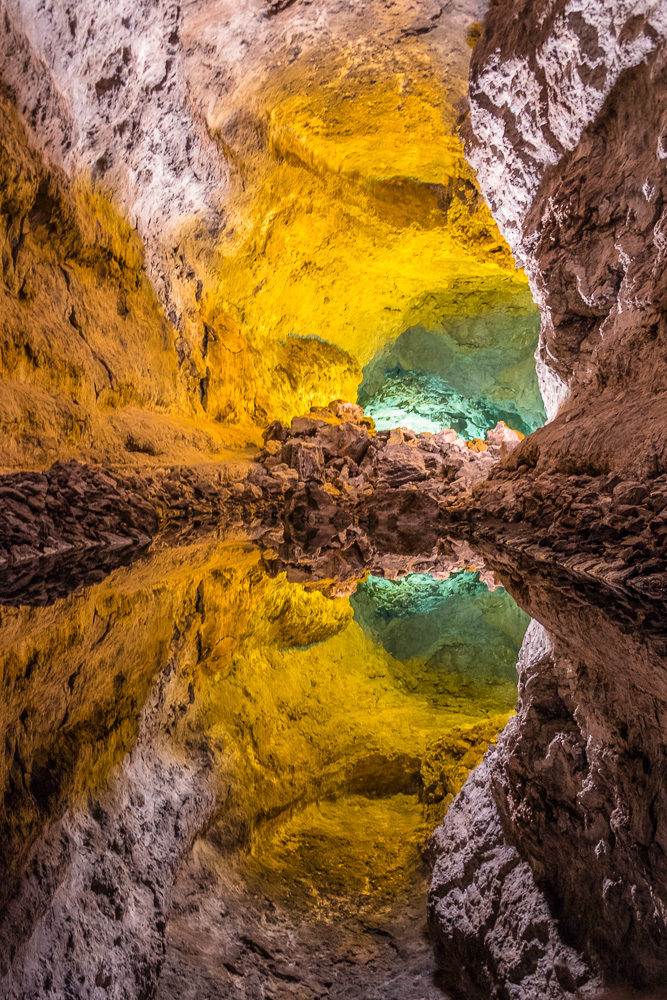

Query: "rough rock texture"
(3, 3), (667, 999)
(0, 463), (158, 565)
(258, 401), (520, 498)
(423, 6), (667, 996)
(430, 550), (667, 999)
(0, 0), (540, 464)
(466, 0), (667, 426)
(358, 311), (545, 439)
(253, 402), (667, 614)
(429, 622), (601, 1000)
(0, 83), (267, 469)
(0, 402), (522, 605)
(456, 459), (667, 602)
(251, 403), (523, 585)
(0, 458), (262, 604)
(0, 564), (217, 999)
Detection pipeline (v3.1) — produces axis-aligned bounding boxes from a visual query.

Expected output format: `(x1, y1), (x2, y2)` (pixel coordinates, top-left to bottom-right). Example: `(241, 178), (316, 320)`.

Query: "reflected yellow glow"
(249, 794), (429, 905)
(1, 540), (515, 911)
(192, 570), (514, 898)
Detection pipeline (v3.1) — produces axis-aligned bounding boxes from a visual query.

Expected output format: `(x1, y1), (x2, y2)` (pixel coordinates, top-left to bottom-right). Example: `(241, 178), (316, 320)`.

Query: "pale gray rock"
(0, 621), (217, 1000)
(467, 0), (667, 258)
(466, 0), (667, 420)
(429, 622), (602, 1000)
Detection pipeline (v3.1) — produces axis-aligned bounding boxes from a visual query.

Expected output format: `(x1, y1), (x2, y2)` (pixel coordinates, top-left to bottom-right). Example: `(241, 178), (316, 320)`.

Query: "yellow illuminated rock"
(191, 568), (516, 898)
(248, 794), (430, 906)
(0, 1), (541, 466)
(0, 13), (539, 464)
(0, 91), (264, 471)
(196, 67), (534, 427)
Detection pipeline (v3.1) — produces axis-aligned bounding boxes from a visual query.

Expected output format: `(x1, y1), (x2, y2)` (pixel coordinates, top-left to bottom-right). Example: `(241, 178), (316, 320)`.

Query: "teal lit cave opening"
(358, 315), (546, 438)
(351, 571), (530, 709)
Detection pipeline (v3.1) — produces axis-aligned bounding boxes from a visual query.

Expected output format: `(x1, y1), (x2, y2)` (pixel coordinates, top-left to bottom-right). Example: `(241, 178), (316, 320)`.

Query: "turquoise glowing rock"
(351, 572), (530, 686)
(358, 320), (545, 438)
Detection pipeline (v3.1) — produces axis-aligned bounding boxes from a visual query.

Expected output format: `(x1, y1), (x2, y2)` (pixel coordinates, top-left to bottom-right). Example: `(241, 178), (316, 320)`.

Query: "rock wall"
(430, 553), (667, 999)
(0, 0), (542, 467)
(465, 0), (667, 430)
(0, 85), (226, 469)
(428, 6), (667, 994)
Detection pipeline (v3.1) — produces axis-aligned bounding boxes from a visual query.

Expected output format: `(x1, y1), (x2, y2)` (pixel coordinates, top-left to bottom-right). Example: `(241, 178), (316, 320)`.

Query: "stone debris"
(0, 463), (158, 568)
(257, 400), (520, 501)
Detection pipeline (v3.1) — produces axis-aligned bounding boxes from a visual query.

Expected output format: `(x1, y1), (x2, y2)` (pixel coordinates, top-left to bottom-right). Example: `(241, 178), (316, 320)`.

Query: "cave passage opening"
(187, 33), (550, 450)
(356, 316), (546, 440)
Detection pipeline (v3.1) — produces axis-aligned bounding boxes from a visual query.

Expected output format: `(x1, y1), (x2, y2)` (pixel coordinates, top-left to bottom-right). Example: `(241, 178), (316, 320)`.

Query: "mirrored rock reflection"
(1, 504), (666, 1000)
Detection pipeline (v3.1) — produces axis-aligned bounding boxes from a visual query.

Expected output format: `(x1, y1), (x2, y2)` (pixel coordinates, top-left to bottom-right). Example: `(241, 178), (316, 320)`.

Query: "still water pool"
(0, 538), (528, 999)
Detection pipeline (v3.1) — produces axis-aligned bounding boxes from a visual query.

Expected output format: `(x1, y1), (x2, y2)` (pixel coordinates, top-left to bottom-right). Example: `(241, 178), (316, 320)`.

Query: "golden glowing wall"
(0, 90), (260, 470)
(0, 11), (536, 467)
(191, 62), (535, 427)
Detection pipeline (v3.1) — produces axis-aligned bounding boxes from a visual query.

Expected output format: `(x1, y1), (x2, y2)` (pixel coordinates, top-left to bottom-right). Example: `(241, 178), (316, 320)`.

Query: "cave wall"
(430, 557), (667, 999)
(465, 0), (667, 448)
(0, 0), (543, 467)
(428, 4), (667, 997)
(0, 81), (263, 468)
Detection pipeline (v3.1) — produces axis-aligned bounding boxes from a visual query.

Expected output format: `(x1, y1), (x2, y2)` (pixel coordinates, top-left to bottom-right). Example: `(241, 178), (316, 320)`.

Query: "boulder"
(282, 440), (326, 482)
(375, 443), (428, 487)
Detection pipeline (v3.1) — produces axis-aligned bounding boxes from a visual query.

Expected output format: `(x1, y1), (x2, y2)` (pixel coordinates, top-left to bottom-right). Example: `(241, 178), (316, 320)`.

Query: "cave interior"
(1, 2), (667, 999)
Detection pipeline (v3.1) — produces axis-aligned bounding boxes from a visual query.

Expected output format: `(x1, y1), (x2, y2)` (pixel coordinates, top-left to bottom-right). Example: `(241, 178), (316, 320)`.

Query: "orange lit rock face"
(0, 91), (255, 469)
(0, 0), (539, 467)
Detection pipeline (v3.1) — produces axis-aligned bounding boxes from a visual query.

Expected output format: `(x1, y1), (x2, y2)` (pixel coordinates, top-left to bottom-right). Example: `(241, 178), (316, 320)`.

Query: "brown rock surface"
(430, 549), (667, 999)
(427, 5), (667, 996)
(0, 457), (264, 605)
(466, 0), (667, 444)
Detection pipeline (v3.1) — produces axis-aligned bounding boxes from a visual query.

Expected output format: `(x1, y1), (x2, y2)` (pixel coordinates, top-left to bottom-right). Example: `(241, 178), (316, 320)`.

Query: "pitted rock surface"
(466, 1), (667, 427)
(429, 560), (667, 1000)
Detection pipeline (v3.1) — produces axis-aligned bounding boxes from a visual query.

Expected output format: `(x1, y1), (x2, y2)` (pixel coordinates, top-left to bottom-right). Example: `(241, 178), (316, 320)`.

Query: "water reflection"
(1, 524), (666, 998)
(352, 571), (526, 700)
(429, 540), (667, 999)
(0, 532), (522, 999)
